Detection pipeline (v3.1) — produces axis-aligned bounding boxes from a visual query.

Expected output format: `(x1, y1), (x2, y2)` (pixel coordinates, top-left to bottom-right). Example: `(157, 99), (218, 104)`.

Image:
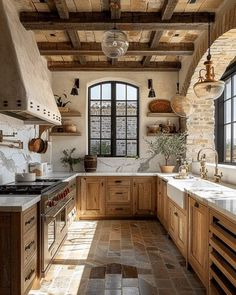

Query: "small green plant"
(60, 148), (82, 172)
(146, 132), (187, 166)
(54, 93), (71, 107)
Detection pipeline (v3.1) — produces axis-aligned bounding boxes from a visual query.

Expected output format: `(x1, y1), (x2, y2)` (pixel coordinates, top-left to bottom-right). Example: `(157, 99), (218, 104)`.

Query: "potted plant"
(146, 132), (187, 173)
(60, 148), (82, 172)
(54, 93), (71, 112)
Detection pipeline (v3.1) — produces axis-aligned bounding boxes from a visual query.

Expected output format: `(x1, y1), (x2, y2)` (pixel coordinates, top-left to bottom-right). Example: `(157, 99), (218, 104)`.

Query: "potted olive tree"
(146, 132), (187, 173)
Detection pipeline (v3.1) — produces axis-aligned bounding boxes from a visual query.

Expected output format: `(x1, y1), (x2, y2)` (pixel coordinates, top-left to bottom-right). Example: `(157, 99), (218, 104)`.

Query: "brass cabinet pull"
(25, 268), (35, 282)
(194, 202), (199, 208)
(115, 180), (122, 183)
(115, 192), (123, 195)
(25, 216), (35, 226)
(25, 240), (35, 251)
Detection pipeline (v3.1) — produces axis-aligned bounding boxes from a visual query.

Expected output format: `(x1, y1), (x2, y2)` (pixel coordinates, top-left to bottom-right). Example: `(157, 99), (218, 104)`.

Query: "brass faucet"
(197, 147), (223, 183)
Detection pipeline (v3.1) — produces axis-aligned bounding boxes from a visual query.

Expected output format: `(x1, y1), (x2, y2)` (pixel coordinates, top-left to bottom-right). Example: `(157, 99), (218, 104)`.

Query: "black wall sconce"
(148, 79), (156, 98)
(71, 79), (80, 96)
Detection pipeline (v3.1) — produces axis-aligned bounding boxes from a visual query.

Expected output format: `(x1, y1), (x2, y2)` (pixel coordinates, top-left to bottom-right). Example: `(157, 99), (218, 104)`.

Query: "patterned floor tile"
(30, 220), (205, 295)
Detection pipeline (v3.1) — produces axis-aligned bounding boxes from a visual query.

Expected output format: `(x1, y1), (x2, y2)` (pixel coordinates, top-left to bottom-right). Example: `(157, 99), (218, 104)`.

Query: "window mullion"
(111, 82), (116, 157)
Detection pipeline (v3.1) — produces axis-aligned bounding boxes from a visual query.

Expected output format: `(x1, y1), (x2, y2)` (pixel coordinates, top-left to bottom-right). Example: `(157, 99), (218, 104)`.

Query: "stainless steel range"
(0, 177), (76, 276)
(41, 178), (76, 276)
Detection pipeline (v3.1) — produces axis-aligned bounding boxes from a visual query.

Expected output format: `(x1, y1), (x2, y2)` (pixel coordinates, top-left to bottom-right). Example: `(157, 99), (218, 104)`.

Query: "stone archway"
(181, 1), (236, 161)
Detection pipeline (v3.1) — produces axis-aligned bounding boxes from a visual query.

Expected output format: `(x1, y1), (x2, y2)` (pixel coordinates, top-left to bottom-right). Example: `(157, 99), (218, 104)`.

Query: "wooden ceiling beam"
(110, 0), (121, 19)
(142, 1), (179, 66)
(38, 42), (194, 56)
(20, 12), (215, 31)
(48, 61), (181, 71)
(67, 30), (86, 64)
(45, 0), (57, 12)
(162, 0), (179, 20)
(54, 0), (69, 19)
(142, 30), (163, 66)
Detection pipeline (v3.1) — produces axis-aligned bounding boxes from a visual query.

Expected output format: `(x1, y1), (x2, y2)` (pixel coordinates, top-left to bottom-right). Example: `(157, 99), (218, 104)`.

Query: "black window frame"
(215, 61), (236, 164)
(88, 81), (139, 157)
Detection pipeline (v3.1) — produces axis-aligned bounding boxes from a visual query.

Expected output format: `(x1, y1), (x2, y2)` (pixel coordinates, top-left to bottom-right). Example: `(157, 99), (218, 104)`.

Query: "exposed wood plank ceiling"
(16, 0), (225, 71)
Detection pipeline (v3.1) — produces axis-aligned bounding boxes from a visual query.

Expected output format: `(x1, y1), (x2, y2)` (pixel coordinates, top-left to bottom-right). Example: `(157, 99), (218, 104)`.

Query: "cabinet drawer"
(23, 254), (37, 293)
(23, 205), (37, 234)
(106, 204), (131, 216)
(107, 187), (131, 203)
(107, 177), (131, 186)
(23, 227), (37, 267)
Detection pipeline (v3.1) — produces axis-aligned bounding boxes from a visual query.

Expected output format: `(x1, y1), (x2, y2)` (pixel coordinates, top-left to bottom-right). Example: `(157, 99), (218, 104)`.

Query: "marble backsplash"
(0, 114), (40, 184)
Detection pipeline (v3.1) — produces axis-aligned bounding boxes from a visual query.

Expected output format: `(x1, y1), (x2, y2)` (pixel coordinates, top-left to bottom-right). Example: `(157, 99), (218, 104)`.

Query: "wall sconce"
(148, 79), (156, 98)
(70, 79), (80, 96)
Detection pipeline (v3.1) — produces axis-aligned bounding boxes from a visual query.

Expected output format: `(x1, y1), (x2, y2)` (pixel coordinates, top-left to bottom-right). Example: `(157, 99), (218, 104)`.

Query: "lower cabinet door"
(133, 177), (155, 216)
(176, 208), (187, 257)
(168, 200), (177, 240)
(80, 177), (105, 217)
(188, 197), (208, 287)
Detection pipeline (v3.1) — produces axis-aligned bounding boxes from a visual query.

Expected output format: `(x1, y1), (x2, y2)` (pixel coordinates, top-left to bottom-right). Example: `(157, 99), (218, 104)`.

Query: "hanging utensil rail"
(0, 130), (23, 149)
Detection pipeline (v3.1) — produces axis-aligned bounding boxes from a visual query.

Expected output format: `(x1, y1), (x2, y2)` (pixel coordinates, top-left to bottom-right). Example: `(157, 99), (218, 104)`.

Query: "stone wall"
(181, 1), (236, 161)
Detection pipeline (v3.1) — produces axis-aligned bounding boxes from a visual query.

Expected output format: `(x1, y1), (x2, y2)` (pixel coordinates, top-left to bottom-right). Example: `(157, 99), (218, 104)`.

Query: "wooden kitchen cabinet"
(157, 177), (168, 229)
(80, 177), (106, 217)
(168, 199), (187, 258)
(208, 209), (236, 294)
(0, 203), (39, 295)
(188, 196), (209, 288)
(157, 177), (163, 220)
(133, 177), (156, 216)
(106, 177), (132, 216)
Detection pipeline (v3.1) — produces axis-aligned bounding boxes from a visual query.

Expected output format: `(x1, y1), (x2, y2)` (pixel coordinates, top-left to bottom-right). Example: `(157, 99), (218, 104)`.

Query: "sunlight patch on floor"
(29, 221), (97, 295)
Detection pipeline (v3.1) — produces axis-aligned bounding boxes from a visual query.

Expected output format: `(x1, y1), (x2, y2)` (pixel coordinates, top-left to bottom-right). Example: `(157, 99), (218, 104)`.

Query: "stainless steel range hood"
(0, 0), (61, 125)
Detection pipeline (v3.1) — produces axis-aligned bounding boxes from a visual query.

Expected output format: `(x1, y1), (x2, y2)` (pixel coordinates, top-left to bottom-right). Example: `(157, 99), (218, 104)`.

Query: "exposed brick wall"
(181, 2), (236, 161)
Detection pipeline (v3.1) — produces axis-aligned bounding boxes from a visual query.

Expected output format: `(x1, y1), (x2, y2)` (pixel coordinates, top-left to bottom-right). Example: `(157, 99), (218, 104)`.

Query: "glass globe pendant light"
(101, 27), (129, 58)
(193, 22), (225, 100)
(171, 58), (194, 118)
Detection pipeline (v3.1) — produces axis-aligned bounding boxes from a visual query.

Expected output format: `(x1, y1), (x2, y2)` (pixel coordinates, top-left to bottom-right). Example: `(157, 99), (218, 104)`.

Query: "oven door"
(42, 215), (58, 275)
(56, 205), (68, 242)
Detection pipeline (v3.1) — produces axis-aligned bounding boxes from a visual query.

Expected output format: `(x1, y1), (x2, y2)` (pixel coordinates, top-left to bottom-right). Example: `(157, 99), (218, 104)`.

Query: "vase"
(160, 165), (175, 173)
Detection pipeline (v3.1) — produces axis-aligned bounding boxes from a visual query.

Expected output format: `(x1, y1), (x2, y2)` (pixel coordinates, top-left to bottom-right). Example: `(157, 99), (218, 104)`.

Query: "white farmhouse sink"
(167, 179), (196, 209)
(167, 179), (218, 209)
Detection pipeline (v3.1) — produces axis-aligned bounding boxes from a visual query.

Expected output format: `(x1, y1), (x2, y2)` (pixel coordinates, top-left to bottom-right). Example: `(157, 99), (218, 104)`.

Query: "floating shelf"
(147, 132), (178, 136)
(147, 112), (179, 117)
(60, 111), (81, 117)
(49, 132), (81, 136)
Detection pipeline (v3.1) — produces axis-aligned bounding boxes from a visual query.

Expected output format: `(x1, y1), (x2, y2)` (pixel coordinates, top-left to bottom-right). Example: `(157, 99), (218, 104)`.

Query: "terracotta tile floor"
(29, 220), (206, 295)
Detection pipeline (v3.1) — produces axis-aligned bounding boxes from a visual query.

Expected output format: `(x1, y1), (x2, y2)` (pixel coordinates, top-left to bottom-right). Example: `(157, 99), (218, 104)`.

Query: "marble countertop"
(2, 171), (236, 219)
(0, 195), (41, 212)
(185, 183), (236, 222)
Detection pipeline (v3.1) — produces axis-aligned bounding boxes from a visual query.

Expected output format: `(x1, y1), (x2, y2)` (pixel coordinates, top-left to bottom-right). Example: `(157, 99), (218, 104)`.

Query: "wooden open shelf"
(147, 132), (177, 136)
(49, 132), (81, 136)
(147, 112), (179, 117)
(60, 111), (81, 117)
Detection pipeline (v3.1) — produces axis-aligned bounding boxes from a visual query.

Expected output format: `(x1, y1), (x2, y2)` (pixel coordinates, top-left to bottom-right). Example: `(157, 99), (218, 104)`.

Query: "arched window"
(88, 81), (139, 157)
(215, 61), (236, 164)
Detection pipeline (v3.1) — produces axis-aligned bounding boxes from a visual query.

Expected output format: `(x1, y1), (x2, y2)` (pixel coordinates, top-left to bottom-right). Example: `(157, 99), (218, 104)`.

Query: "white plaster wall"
(45, 71), (178, 172)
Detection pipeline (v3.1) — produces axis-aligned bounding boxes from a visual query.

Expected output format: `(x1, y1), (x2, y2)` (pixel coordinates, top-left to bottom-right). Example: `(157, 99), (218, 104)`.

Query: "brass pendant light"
(193, 21), (225, 100)
(171, 57), (194, 118)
